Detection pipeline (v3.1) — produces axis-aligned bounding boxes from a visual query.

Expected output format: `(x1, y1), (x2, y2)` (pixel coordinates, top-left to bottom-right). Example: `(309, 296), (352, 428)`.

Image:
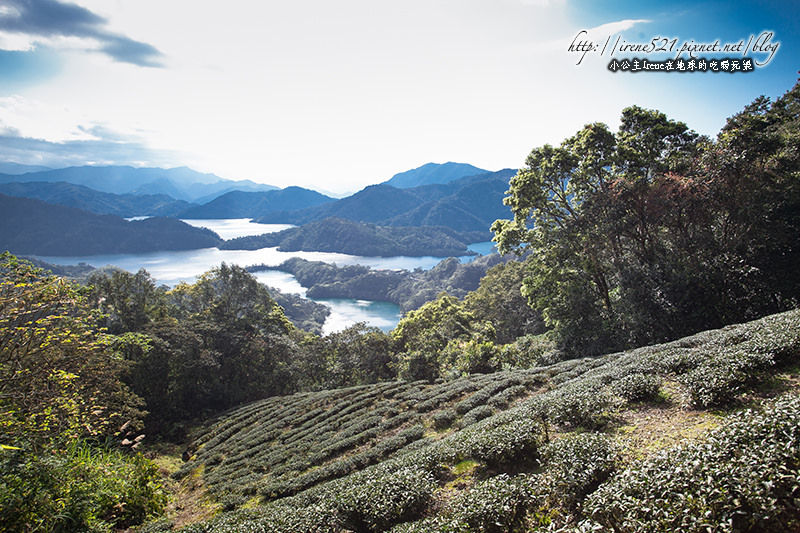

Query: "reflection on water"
(35, 248), (457, 288)
(181, 219), (293, 240)
(315, 299), (403, 335)
(251, 270), (308, 297)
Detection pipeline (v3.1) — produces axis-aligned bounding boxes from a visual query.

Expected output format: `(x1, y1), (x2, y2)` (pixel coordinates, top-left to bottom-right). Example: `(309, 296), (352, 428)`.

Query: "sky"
(0, 0), (798, 194)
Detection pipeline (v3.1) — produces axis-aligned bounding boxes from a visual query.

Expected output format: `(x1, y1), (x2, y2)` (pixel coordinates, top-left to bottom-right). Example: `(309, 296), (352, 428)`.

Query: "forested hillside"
(255, 254), (516, 314)
(0, 194), (222, 255)
(493, 81), (800, 357)
(160, 308), (800, 532)
(177, 186), (333, 219)
(221, 217), (486, 257)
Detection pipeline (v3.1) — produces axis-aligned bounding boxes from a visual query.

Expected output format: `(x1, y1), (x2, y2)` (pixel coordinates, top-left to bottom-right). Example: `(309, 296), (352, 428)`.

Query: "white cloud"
(0, 2), (792, 193)
(0, 0), (163, 66)
(586, 19), (651, 37)
(0, 30), (35, 51)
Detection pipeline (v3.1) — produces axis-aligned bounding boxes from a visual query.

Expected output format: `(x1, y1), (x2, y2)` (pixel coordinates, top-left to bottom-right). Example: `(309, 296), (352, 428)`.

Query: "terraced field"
(147, 309), (800, 532)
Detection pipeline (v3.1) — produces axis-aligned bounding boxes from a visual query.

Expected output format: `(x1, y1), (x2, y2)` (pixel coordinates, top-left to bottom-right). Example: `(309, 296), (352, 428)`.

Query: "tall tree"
(493, 81), (800, 356)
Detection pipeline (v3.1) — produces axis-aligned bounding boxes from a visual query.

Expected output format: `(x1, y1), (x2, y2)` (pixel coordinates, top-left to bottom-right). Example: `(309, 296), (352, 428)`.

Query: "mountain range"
(0, 162), (517, 256)
(257, 169), (517, 233)
(382, 162), (487, 188)
(177, 186), (334, 218)
(0, 165), (278, 203)
(0, 181), (194, 217)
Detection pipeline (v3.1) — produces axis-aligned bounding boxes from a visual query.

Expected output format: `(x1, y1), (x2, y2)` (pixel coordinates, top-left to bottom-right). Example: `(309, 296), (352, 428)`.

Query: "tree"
(119, 264), (299, 437)
(168, 262), (292, 335)
(0, 253), (145, 447)
(0, 254), (164, 531)
(314, 323), (396, 388)
(88, 268), (168, 334)
(464, 260), (544, 345)
(392, 293), (494, 380)
(492, 85), (800, 357)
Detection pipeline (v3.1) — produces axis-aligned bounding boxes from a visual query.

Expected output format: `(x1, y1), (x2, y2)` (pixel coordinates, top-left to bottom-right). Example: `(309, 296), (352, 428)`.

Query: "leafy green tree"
(493, 83), (800, 357)
(120, 264), (300, 437)
(88, 268), (168, 334)
(464, 260), (544, 345)
(0, 254), (164, 531)
(703, 81), (800, 313)
(169, 262), (292, 335)
(321, 323), (396, 387)
(392, 293), (495, 380)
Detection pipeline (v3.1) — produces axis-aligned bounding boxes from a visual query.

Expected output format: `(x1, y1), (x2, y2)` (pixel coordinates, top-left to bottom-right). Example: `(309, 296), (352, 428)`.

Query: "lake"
(36, 218), (494, 334)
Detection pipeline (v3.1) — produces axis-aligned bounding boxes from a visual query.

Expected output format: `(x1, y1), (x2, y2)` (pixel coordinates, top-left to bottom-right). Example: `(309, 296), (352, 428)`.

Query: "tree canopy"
(493, 81), (800, 356)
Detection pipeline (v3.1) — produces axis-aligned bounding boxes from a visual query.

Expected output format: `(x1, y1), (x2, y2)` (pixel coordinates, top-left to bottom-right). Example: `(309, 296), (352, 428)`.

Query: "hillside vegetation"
(153, 308), (800, 532)
(252, 254), (511, 313)
(0, 194), (222, 255)
(3, 79), (800, 533)
(221, 217), (486, 257)
(177, 186), (333, 219)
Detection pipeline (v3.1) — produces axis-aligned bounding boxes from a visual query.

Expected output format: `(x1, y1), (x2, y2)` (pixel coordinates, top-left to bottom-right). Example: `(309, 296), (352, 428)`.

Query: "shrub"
(331, 466), (437, 532)
(487, 384), (528, 408)
(611, 373), (662, 402)
(542, 379), (613, 430)
(584, 393), (800, 532)
(0, 441), (166, 532)
(444, 474), (538, 532)
(539, 433), (619, 511)
(681, 348), (774, 407)
(432, 409), (457, 430)
(452, 417), (544, 467)
(458, 404), (494, 428)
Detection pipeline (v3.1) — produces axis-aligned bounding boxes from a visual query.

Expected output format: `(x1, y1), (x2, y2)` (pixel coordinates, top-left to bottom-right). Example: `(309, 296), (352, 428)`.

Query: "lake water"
(36, 218), (490, 334)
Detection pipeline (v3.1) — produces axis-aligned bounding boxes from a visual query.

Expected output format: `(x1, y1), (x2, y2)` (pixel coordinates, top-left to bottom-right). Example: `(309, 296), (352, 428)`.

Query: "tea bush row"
(583, 392), (800, 532)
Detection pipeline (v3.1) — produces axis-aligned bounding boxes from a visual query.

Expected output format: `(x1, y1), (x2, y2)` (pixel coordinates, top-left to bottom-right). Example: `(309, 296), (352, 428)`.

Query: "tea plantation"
(145, 309), (800, 532)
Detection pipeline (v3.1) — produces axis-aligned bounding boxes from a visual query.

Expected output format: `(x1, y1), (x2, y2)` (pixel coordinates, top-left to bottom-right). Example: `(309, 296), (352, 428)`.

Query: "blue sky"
(0, 0), (797, 193)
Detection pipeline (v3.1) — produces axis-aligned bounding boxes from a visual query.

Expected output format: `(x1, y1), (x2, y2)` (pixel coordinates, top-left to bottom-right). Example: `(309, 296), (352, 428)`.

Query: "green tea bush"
(584, 393), (800, 532)
(441, 473), (539, 532)
(432, 408), (457, 429)
(610, 373), (662, 402)
(539, 433), (619, 511)
(453, 377), (523, 415)
(330, 466), (437, 532)
(458, 404), (493, 428)
(179, 502), (340, 533)
(487, 383), (528, 408)
(449, 417), (544, 467)
(681, 348), (775, 407)
(541, 379), (613, 429)
(650, 346), (707, 375)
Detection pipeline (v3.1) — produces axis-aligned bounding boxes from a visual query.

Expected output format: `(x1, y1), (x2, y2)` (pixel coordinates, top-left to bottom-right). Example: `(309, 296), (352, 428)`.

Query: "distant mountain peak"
(384, 162), (488, 189)
(0, 164), (278, 203)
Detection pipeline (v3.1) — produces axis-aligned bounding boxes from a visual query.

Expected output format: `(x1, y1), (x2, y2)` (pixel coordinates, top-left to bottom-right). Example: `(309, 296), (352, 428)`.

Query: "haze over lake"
(36, 218), (491, 334)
